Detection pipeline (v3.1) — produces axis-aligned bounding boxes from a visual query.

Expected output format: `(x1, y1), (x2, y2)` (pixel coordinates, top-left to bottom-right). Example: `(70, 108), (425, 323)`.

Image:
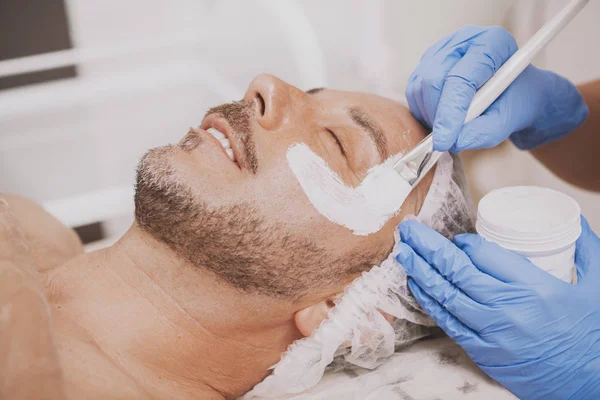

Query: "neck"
(58, 224), (302, 399)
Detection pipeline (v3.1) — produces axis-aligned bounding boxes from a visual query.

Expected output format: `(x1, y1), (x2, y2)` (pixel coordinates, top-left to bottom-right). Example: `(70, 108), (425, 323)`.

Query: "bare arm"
(0, 199), (65, 400)
(532, 79), (600, 192)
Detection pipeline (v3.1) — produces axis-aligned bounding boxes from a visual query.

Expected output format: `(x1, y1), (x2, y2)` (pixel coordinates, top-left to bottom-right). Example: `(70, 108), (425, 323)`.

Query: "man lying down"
(1, 74), (514, 400)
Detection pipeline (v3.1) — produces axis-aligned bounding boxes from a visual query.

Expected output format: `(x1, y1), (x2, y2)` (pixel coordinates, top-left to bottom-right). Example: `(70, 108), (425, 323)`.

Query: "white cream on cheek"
(286, 143), (413, 236)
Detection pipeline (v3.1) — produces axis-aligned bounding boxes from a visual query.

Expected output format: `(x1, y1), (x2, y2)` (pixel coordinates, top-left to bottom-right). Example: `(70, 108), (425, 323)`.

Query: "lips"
(200, 115), (243, 169)
(179, 129), (203, 151)
(206, 127), (236, 163)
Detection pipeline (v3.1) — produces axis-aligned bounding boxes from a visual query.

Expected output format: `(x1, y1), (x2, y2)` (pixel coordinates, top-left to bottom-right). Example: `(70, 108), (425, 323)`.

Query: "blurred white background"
(1, 0), (598, 246)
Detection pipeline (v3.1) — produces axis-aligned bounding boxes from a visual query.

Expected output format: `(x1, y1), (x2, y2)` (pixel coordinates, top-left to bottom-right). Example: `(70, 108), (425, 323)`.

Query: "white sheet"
(259, 333), (516, 400)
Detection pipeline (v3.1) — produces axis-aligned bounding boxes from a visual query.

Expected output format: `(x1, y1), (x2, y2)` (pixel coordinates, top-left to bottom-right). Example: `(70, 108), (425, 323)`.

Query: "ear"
(294, 298), (336, 337)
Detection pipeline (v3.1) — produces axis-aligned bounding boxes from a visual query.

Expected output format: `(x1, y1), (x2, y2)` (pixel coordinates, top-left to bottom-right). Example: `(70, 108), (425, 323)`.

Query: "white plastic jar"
(476, 186), (581, 283)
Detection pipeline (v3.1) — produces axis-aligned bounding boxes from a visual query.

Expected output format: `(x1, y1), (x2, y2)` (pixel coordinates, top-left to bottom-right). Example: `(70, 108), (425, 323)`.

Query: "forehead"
(309, 88), (426, 157)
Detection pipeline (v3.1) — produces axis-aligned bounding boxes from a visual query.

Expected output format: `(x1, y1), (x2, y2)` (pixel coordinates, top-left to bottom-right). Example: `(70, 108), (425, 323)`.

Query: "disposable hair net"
(244, 153), (476, 399)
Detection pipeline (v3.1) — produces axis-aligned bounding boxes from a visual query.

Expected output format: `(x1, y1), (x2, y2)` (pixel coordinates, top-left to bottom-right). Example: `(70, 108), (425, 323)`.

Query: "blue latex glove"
(395, 217), (600, 400)
(405, 25), (589, 152)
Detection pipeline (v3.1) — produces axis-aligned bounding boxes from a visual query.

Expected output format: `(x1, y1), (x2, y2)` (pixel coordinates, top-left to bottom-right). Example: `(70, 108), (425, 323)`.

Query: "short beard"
(132, 100), (387, 300)
(134, 148), (383, 300)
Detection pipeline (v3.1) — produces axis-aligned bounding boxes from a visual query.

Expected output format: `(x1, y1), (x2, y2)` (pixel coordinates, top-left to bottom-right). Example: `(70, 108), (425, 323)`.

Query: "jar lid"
(476, 186), (581, 253)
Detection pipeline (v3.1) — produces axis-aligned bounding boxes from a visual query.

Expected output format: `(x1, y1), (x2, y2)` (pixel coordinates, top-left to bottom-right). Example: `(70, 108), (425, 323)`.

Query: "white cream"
(286, 143), (413, 236)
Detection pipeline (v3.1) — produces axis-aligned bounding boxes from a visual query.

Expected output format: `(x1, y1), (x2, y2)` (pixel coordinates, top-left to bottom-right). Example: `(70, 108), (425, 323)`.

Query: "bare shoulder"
(0, 194), (83, 271)
(0, 197), (67, 400)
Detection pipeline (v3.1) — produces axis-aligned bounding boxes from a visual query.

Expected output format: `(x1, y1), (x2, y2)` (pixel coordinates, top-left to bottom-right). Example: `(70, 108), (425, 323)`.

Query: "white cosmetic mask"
(286, 143), (412, 236)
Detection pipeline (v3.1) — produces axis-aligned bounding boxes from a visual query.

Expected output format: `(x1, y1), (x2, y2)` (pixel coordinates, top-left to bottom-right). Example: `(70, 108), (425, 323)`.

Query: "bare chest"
(53, 317), (152, 400)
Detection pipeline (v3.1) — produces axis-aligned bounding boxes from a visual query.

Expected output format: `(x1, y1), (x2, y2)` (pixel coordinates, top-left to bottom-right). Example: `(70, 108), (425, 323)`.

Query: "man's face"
(135, 74), (430, 301)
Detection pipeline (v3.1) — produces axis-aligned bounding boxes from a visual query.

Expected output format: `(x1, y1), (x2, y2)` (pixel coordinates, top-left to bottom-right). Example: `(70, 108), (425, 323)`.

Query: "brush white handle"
(397, 0), (589, 187)
(464, 0), (590, 123)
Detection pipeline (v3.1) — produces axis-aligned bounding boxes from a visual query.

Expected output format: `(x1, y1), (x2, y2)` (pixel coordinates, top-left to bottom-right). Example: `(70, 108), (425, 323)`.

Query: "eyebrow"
(306, 87), (325, 95)
(347, 106), (388, 160)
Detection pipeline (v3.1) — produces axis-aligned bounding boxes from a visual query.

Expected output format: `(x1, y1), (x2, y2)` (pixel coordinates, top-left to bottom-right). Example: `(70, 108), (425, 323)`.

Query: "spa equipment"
(477, 186), (581, 283)
(389, 0), (590, 188)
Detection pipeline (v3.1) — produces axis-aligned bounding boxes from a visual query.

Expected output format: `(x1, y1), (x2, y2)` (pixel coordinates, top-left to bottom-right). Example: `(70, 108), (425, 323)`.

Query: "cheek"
(245, 153), (365, 250)
(378, 169), (434, 237)
(168, 148), (244, 202)
(247, 158), (323, 227)
(247, 136), (319, 221)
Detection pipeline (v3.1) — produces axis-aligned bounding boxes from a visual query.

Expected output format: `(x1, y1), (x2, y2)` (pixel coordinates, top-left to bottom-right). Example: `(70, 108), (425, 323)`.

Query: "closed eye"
(326, 128), (346, 157)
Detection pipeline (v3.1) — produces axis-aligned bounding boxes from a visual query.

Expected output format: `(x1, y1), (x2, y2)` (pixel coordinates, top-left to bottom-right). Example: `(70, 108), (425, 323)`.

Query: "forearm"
(531, 79), (600, 192)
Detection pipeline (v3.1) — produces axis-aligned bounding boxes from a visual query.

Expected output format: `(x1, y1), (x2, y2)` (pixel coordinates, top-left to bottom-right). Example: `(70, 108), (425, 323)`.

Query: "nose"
(243, 74), (308, 130)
